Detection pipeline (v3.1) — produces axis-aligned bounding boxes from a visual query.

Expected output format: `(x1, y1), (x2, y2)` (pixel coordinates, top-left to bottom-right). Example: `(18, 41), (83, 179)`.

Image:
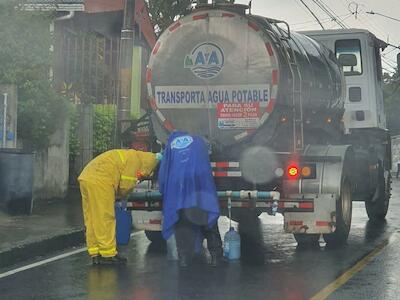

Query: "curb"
(0, 229), (85, 269)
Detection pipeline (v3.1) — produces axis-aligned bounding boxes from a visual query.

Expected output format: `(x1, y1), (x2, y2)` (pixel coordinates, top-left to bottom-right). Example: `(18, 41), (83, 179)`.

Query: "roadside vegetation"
(0, 1), (68, 150)
(384, 71), (400, 135)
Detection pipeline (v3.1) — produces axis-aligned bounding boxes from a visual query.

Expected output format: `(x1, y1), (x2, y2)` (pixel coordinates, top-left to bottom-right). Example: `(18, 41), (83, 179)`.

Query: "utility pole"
(2, 93), (7, 148)
(397, 53), (400, 70)
(117, 0), (136, 147)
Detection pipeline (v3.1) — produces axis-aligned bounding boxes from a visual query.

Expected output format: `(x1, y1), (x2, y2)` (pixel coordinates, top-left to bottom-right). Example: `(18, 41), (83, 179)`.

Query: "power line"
(291, 13), (350, 26)
(382, 59), (397, 73)
(357, 14), (400, 53)
(358, 14), (388, 39)
(382, 56), (396, 66)
(328, 12), (353, 29)
(311, 0), (348, 28)
(382, 55), (397, 65)
(351, 13), (388, 43)
(366, 11), (400, 23)
(385, 46), (400, 54)
(292, 13), (353, 30)
(292, 0), (318, 19)
(345, 1), (400, 47)
(318, 0), (349, 27)
(296, 0), (325, 29)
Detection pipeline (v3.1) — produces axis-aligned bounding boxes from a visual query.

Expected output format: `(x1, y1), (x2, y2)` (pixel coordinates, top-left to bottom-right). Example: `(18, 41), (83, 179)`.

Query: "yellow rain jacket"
(78, 149), (158, 257)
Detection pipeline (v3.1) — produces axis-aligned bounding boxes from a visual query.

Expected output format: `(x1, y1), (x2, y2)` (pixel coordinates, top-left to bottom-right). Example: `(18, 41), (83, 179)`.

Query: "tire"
(323, 179), (352, 247)
(365, 164), (390, 222)
(294, 234), (320, 247)
(145, 230), (165, 244)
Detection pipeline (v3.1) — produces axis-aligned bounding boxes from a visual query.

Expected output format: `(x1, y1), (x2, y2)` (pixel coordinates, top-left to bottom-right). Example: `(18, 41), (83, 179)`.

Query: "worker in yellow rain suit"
(78, 149), (160, 265)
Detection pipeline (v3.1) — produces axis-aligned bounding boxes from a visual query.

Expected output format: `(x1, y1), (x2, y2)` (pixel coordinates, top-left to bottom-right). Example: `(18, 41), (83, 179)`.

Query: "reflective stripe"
(121, 175), (136, 181)
(87, 247), (99, 256)
(116, 150), (126, 164)
(212, 171), (242, 177)
(316, 221), (330, 227)
(211, 162), (240, 168)
(289, 221), (304, 226)
(99, 247), (117, 257)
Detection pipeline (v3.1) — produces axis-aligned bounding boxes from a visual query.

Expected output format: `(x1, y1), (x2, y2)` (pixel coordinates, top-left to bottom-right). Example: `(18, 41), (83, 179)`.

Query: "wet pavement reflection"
(1, 181), (400, 299)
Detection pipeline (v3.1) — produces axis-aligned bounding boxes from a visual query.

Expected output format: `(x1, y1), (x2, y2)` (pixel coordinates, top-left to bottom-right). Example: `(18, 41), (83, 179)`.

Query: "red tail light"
(285, 163), (316, 179)
(287, 165), (299, 178)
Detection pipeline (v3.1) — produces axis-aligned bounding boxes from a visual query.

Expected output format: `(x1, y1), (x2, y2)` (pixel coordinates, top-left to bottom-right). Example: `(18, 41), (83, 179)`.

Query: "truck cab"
(302, 29), (387, 132)
(303, 29), (392, 222)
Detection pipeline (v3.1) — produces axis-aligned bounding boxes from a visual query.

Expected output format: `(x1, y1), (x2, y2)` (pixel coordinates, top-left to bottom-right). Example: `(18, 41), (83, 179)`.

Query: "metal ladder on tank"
(281, 39), (304, 152)
(257, 17), (304, 152)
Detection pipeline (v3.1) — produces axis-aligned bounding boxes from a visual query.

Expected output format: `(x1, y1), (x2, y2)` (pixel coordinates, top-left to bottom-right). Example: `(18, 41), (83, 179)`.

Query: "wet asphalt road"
(1, 181), (400, 300)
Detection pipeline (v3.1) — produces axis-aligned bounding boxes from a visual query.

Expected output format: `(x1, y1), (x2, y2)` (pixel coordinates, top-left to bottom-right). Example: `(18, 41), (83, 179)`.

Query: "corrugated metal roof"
(27, 0), (83, 2)
(24, 0), (84, 11)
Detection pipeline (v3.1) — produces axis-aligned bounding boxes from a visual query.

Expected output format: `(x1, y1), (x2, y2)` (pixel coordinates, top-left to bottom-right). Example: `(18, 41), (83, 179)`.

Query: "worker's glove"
(136, 170), (144, 179)
(156, 152), (163, 161)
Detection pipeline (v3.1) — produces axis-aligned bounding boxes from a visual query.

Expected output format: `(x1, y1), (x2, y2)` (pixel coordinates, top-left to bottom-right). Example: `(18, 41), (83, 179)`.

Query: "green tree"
(0, 1), (68, 149)
(93, 105), (116, 156)
(383, 71), (400, 135)
(146, 0), (235, 35)
(146, 0), (193, 34)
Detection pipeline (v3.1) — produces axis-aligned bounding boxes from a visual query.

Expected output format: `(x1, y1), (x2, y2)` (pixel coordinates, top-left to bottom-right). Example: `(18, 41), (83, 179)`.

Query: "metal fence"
(60, 30), (120, 105)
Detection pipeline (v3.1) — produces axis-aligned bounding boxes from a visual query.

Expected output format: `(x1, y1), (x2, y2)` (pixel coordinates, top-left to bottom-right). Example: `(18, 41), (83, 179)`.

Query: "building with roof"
(25, 0), (156, 118)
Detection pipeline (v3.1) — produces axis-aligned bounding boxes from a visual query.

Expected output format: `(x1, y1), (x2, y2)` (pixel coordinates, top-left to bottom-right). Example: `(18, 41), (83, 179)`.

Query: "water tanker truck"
(128, 2), (392, 247)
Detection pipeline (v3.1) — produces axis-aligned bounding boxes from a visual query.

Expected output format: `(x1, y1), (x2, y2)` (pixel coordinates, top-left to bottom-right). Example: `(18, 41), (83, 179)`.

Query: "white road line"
(0, 230), (144, 280)
(0, 248), (86, 279)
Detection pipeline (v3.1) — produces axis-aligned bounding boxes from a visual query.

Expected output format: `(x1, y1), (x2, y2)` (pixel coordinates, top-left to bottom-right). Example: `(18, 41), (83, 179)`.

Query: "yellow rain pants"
(78, 149), (158, 257)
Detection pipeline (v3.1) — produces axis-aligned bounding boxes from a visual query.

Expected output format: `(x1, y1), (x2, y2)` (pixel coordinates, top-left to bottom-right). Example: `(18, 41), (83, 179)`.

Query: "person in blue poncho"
(158, 131), (222, 267)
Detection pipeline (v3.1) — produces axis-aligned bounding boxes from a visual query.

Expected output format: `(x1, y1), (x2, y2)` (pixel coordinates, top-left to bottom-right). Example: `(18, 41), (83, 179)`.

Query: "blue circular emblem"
(171, 136), (194, 149)
(184, 42), (224, 79)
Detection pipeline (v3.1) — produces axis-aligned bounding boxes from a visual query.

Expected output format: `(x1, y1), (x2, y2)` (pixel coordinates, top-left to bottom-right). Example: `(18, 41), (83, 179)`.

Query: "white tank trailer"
(129, 3), (392, 247)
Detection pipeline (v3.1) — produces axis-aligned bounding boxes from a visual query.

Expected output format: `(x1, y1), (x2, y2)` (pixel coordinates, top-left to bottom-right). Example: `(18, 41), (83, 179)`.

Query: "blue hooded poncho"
(158, 131), (220, 240)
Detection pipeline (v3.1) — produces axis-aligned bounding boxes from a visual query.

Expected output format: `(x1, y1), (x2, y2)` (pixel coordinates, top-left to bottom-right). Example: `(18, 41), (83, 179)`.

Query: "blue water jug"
(115, 201), (132, 245)
(223, 227), (241, 260)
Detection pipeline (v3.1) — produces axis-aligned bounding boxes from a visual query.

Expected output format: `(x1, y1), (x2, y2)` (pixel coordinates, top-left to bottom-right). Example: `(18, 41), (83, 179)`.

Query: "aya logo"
(184, 42), (224, 79)
(171, 136), (193, 149)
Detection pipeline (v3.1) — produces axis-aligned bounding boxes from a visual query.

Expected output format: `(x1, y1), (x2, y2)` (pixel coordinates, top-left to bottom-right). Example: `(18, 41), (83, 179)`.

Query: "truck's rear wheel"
(365, 164), (390, 221)
(294, 234), (320, 247)
(145, 230), (165, 244)
(323, 179), (352, 247)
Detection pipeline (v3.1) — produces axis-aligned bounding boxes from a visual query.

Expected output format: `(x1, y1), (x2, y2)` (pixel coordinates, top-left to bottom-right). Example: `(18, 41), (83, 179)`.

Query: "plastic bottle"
(223, 233), (230, 258)
(166, 234), (178, 261)
(223, 227), (241, 260)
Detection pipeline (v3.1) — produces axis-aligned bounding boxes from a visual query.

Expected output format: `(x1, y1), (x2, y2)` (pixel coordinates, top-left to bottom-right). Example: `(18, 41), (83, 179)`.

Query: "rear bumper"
(127, 191), (315, 214)
(128, 191), (337, 235)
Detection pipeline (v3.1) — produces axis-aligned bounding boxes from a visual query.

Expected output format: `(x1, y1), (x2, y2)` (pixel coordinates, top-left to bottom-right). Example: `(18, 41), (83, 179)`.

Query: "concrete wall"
(32, 118), (69, 201)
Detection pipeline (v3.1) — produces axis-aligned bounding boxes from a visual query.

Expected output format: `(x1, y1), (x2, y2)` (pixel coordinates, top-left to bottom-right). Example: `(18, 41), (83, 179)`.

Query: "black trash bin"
(0, 149), (34, 214)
